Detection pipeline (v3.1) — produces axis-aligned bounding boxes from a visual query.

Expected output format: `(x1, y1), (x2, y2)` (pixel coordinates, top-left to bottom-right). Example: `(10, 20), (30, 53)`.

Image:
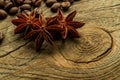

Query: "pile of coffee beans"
(0, 0), (41, 20)
(44, 0), (78, 12)
(0, 0), (80, 20)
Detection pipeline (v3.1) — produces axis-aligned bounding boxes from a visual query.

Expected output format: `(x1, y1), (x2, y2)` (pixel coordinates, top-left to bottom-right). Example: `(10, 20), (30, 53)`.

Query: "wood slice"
(0, 0), (120, 80)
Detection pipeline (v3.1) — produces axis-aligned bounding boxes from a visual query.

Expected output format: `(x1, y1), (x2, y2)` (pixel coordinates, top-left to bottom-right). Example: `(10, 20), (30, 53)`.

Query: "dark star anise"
(12, 11), (38, 34)
(24, 14), (62, 51)
(55, 9), (85, 39)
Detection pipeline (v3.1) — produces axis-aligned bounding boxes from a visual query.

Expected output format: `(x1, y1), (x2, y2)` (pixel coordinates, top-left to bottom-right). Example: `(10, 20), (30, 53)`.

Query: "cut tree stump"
(0, 0), (120, 80)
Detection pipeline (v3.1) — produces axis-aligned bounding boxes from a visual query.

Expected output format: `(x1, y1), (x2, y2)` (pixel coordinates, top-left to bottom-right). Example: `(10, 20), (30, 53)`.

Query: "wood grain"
(0, 0), (120, 80)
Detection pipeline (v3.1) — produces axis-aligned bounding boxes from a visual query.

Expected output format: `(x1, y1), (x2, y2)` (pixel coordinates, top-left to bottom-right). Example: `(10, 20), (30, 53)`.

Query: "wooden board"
(0, 0), (120, 80)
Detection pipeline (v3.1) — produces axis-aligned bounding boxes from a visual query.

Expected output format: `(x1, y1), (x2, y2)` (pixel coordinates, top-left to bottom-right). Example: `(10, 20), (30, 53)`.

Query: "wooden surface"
(0, 0), (120, 80)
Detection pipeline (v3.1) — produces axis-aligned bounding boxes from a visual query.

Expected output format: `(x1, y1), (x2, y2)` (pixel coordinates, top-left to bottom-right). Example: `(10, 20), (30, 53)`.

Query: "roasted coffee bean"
(43, 0), (47, 2)
(44, 0), (80, 12)
(56, 0), (63, 2)
(20, 4), (31, 11)
(0, 32), (4, 43)
(61, 1), (70, 10)
(68, 0), (74, 4)
(24, 0), (32, 4)
(34, 0), (41, 7)
(0, 0), (4, 9)
(9, 7), (19, 15)
(46, 0), (57, 7)
(4, 2), (13, 11)
(4, 0), (11, 4)
(16, 0), (24, 5)
(0, 9), (7, 20)
(34, 8), (42, 17)
(63, 0), (74, 4)
(51, 2), (61, 12)
(22, 10), (31, 16)
(31, 0), (36, 3)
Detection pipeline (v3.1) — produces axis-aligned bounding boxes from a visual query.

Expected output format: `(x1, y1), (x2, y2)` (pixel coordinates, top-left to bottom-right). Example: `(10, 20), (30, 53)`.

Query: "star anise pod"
(12, 11), (38, 34)
(55, 9), (85, 39)
(24, 14), (62, 51)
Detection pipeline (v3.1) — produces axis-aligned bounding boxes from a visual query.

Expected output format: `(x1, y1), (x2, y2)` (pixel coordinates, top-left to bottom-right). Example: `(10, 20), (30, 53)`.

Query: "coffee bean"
(63, 0), (74, 4)
(0, 32), (4, 43)
(4, 0), (11, 4)
(0, 32), (4, 41)
(0, 0), (4, 9)
(61, 1), (70, 10)
(34, 0), (41, 7)
(22, 10), (31, 16)
(31, 0), (36, 3)
(43, 0), (47, 2)
(4, 2), (13, 11)
(16, 0), (24, 5)
(24, 0), (32, 4)
(0, 9), (7, 20)
(9, 7), (19, 15)
(20, 4), (31, 11)
(34, 8), (42, 17)
(57, 0), (63, 2)
(46, 0), (57, 7)
(51, 2), (61, 12)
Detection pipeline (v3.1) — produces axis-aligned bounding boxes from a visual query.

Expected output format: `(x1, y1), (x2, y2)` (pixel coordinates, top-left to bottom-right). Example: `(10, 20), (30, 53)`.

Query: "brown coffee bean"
(51, 2), (61, 12)
(0, 32), (4, 43)
(46, 0), (57, 7)
(34, 8), (42, 17)
(4, 2), (13, 11)
(24, 0), (32, 4)
(0, 9), (7, 20)
(9, 7), (19, 15)
(0, 0), (4, 8)
(43, 0), (47, 2)
(57, 0), (62, 1)
(4, 0), (11, 4)
(34, 0), (41, 7)
(22, 10), (31, 16)
(61, 1), (70, 10)
(20, 4), (31, 11)
(63, 0), (74, 4)
(16, 0), (24, 5)
(31, 0), (36, 3)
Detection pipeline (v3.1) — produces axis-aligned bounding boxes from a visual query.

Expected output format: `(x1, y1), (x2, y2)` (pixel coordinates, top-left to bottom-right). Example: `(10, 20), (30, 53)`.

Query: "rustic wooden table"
(0, 0), (120, 80)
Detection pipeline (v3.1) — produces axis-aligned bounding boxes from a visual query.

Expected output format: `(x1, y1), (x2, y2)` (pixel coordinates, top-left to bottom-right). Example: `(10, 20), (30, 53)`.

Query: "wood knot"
(60, 27), (113, 63)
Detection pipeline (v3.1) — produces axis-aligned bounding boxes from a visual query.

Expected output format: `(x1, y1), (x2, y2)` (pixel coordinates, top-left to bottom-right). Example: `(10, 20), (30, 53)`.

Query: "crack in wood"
(0, 41), (30, 58)
(109, 29), (120, 33)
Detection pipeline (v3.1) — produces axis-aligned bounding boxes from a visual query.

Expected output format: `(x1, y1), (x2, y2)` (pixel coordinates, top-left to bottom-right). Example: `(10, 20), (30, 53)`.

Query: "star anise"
(12, 11), (38, 34)
(55, 9), (85, 39)
(24, 14), (62, 51)
(11, 8), (85, 52)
